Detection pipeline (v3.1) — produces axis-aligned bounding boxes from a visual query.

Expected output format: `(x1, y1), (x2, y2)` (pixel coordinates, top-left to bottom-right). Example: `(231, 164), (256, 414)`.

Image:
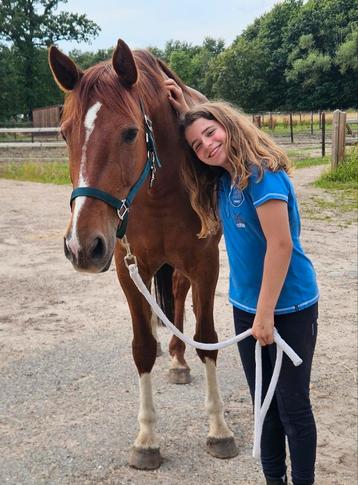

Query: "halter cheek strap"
(70, 104), (161, 239)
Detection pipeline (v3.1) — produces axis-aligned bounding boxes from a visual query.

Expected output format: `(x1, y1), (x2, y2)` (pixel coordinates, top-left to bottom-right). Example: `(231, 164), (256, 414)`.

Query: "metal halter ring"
(117, 201), (129, 220)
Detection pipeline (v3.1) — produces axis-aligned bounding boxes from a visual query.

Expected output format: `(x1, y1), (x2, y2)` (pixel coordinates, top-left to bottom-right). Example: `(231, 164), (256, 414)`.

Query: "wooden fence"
(331, 110), (347, 169)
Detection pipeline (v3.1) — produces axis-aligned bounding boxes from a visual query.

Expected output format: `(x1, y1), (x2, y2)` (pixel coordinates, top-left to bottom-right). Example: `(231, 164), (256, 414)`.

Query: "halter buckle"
(117, 200), (129, 220)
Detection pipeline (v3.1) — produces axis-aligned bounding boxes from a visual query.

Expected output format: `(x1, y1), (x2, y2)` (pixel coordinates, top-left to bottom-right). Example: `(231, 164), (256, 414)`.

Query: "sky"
(58, 0), (281, 53)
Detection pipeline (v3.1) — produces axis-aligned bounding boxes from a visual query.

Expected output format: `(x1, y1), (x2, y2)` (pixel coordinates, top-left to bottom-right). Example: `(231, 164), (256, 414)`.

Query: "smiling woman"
(165, 81), (320, 485)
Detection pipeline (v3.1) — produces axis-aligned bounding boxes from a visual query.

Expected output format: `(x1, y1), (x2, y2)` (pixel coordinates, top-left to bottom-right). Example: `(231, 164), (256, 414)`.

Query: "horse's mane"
(61, 49), (190, 129)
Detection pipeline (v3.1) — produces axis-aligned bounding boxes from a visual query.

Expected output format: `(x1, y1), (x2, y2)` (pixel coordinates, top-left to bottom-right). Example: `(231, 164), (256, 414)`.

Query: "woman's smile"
(209, 144), (222, 158)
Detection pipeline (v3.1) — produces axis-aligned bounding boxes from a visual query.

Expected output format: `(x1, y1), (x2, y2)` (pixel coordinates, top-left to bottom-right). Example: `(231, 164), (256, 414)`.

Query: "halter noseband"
(70, 103), (161, 239)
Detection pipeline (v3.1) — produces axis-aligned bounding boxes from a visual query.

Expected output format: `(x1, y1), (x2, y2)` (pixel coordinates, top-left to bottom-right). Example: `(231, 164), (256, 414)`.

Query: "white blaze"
(68, 102), (102, 254)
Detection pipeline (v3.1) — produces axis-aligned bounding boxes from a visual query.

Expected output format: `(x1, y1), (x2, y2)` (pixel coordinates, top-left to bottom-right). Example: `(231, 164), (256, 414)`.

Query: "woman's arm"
(252, 199), (293, 346)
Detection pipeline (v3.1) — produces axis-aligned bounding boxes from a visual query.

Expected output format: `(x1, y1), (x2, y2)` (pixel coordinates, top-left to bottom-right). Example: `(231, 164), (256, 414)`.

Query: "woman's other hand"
(164, 79), (189, 115)
(252, 312), (275, 346)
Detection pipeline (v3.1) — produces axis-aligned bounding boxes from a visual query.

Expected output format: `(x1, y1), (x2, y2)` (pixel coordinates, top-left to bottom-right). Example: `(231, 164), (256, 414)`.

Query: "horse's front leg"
(191, 272), (238, 459)
(116, 256), (162, 470)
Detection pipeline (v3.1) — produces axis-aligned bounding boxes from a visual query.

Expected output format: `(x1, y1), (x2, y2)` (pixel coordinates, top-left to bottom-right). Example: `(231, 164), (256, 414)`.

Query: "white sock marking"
(134, 373), (158, 448)
(205, 358), (233, 439)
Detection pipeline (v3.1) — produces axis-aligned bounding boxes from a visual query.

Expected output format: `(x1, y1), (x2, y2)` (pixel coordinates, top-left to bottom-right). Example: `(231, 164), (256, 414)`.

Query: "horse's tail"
(154, 264), (175, 323)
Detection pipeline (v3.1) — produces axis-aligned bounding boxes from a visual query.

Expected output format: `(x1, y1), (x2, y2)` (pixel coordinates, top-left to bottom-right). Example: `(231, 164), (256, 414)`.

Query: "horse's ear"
(48, 45), (83, 92)
(112, 39), (138, 88)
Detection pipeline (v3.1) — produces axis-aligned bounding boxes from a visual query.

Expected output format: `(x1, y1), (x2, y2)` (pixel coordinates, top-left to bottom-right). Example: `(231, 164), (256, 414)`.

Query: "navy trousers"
(233, 303), (318, 485)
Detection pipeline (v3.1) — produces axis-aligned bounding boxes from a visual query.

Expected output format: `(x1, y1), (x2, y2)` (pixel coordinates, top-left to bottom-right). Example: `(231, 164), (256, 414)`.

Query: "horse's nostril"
(91, 236), (106, 261)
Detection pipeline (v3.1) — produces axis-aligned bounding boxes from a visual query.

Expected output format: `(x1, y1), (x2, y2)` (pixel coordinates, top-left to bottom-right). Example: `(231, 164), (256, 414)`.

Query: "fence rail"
(0, 111), (356, 163)
(0, 128), (59, 134)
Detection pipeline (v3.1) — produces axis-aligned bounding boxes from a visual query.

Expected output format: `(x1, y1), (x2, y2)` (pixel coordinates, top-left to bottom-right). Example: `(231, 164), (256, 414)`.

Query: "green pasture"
(0, 161), (70, 185)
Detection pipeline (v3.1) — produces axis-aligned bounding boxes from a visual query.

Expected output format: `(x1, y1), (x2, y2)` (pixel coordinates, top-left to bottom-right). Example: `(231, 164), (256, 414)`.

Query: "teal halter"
(70, 105), (161, 239)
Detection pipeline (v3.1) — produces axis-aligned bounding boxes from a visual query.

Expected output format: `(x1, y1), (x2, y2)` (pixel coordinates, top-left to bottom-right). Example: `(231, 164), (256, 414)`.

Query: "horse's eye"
(123, 128), (138, 143)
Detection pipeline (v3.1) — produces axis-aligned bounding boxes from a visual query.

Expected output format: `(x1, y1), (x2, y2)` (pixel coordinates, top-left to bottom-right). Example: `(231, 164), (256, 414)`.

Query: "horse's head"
(49, 40), (164, 273)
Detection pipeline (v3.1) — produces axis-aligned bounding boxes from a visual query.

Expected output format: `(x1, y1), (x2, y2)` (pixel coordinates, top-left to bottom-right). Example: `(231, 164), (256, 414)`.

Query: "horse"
(48, 39), (238, 470)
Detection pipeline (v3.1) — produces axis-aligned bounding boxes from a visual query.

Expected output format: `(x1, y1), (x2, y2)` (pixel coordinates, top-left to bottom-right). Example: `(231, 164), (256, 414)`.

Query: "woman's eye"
(194, 143), (202, 152)
(123, 128), (138, 143)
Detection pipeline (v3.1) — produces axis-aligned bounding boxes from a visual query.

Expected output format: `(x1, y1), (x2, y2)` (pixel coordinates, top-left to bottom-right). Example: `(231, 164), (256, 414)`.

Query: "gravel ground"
(0, 165), (357, 485)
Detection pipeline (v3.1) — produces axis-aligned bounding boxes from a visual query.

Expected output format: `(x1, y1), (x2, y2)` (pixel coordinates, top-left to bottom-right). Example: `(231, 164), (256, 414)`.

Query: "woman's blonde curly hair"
(181, 101), (293, 238)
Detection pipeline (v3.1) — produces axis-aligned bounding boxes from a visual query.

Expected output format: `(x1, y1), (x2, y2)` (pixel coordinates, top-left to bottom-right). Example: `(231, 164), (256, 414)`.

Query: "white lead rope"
(127, 263), (302, 459)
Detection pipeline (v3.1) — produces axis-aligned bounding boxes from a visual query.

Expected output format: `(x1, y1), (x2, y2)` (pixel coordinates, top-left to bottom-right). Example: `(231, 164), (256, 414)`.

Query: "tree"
(211, 0), (301, 111)
(69, 48), (114, 70)
(336, 30), (358, 74)
(0, 0), (100, 117)
(0, 44), (25, 121)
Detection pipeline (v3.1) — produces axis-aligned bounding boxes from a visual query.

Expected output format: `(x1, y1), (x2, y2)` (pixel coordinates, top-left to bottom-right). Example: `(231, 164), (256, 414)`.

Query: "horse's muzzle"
(64, 234), (113, 273)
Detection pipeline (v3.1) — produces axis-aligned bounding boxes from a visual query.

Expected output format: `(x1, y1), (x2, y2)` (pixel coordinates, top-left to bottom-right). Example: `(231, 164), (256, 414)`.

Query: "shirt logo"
(234, 214), (246, 229)
(229, 186), (244, 207)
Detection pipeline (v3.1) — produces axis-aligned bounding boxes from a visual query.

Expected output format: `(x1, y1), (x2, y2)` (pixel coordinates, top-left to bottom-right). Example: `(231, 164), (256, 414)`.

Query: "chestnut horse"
(48, 39), (237, 469)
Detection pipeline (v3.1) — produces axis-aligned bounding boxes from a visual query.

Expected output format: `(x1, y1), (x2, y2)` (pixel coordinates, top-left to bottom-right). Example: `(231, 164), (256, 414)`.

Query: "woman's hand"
(164, 79), (189, 115)
(252, 312), (275, 346)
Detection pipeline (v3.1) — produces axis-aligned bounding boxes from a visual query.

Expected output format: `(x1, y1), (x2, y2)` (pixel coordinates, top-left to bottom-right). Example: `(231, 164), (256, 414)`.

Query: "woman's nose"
(203, 138), (212, 150)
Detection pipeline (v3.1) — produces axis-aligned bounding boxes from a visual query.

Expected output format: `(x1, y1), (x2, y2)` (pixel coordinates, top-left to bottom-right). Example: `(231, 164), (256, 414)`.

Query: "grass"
(262, 121), (333, 136)
(0, 161), (70, 185)
(293, 155), (329, 169)
(284, 147), (330, 169)
(312, 147), (358, 214)
(315, 147), (358, 191)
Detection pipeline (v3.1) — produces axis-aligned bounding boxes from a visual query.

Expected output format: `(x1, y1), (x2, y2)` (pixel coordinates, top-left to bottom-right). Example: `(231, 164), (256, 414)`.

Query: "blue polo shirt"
(218, 168), (319, 314)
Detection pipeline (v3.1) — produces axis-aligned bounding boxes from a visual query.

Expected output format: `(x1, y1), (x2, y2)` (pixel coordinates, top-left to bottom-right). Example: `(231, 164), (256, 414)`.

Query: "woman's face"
(185, 118), (230, 170)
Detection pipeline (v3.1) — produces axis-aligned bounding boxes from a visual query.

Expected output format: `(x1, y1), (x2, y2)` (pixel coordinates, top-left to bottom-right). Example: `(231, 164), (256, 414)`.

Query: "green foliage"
(1, 0), (357, 120)
(210, 0), (358, 111)
(0, 0), (100, 118)
(149, 37), (225, 97)
(0, 161), (70, 184)
(336, 30), (358, 73)
(69, 48), (114, 69)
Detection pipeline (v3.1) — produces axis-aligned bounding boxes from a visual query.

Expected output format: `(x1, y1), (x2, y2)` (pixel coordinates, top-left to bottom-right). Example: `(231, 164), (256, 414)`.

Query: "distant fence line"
(252, 110), (358, 158)
(0, 110), (356, 165)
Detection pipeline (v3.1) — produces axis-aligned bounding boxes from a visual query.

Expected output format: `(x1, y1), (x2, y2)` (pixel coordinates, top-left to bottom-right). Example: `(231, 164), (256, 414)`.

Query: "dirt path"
(0, 166), (357, 485)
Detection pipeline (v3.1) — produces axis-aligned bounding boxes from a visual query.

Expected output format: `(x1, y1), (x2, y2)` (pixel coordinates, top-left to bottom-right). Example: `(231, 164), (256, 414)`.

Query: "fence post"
(310, 111), (313, 135)
(289, 113), (294, 143)
(321, 112), (325, 157)
(254, 115), (262, 128)
(331, 109), (347, 169)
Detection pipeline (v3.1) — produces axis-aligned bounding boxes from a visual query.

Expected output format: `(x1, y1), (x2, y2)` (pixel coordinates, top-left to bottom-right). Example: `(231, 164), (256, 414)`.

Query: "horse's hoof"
(168, 367), (192, 384)
(206, 436), (238, 459)
(129, 446), (162, 470)
(156, 341), (163, 357)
